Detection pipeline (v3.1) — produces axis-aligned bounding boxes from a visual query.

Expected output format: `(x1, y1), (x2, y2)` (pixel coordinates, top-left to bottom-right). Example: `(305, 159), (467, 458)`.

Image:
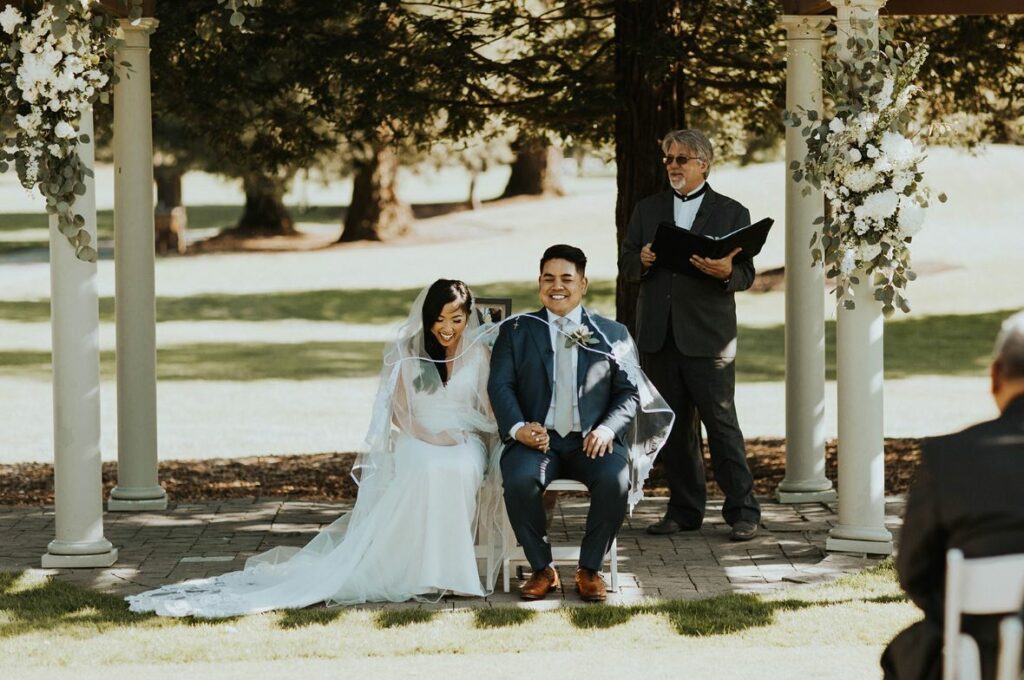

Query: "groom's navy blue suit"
(488, 308), (640, 572)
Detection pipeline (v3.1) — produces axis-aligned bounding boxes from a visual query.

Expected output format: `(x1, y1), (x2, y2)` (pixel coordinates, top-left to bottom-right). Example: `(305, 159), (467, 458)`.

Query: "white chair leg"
(503, 558), (511, 593)
(610, 538), (619, 592)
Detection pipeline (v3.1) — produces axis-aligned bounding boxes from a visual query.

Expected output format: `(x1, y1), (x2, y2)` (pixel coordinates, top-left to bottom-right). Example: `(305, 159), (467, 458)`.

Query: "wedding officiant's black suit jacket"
(882, 395), (1024, 680)
(619, 186), (755, 359)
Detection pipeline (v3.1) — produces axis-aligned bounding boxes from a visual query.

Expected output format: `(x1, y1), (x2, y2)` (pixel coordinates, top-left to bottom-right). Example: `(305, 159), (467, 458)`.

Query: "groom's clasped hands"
(514, 421), (614, 458)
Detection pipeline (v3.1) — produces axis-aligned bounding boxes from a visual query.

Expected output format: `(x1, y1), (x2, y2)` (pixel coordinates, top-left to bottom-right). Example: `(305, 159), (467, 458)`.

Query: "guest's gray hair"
(993, 310), (1024, 380)
(661, 129), (714, 178)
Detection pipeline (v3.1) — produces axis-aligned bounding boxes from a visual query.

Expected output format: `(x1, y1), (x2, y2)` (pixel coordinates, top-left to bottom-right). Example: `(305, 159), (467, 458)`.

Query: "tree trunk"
(154, 164), (186, 254)
(339, 143), (412, 242)
(500, 136), (566, 198)
(614, 0), (687, 334)
(235, 173), (296, 235)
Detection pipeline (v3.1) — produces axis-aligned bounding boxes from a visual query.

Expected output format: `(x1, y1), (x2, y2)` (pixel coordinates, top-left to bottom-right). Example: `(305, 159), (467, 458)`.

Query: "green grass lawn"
(0, 204), (344, 246)
(0, 561), (918, 675)
(0, 280), (619, 325)
(0, 306), (1007, 382)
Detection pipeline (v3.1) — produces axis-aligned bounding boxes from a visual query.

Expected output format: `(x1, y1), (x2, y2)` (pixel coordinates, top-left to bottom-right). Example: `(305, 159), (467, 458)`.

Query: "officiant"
(618, 128), (761, 542)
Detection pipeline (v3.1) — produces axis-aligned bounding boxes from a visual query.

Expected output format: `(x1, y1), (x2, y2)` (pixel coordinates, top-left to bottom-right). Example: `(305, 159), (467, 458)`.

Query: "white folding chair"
(943, 549), (1024, 680)
(501, 479), (619, 593)
(996, 616), (1023, 680)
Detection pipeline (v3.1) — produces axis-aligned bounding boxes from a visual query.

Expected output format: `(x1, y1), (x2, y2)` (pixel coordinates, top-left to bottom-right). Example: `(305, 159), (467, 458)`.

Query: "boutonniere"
(564, 326), (599, 350)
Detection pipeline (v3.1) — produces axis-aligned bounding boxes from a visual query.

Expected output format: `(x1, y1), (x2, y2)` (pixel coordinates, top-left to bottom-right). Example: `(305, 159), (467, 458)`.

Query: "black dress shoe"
(730, 520), (758, 541)
(646, 517), (700, 535)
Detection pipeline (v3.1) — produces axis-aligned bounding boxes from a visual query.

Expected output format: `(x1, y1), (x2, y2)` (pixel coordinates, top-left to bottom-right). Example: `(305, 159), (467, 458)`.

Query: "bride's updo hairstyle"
(421, 278), (473, 384)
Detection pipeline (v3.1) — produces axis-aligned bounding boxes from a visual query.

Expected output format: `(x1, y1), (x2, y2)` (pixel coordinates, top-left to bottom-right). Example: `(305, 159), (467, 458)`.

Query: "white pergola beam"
(42, 108), (118, 569)
(777, 15), (836, 505)
(826, 0), (893, 556)
(109, 18), (167, 512)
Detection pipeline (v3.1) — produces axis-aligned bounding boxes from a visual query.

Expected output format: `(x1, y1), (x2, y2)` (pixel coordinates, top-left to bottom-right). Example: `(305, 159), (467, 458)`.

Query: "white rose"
(880, 131), (916, 169)
(842, 167), (879, 193)
(0, 5), (24, 34)
(829, 118), (845, 134)
(897, 197), (925, 236)
(840, 248), (858, 274)
(54, 120), (77, 139)
(860, 242), (882, 262)
(48, 98), (61, 112)
(19, 32), (39, 52)
(848, 148), (862, 163)
(42, 48), (62, 68)
(866, 144), (879, 159)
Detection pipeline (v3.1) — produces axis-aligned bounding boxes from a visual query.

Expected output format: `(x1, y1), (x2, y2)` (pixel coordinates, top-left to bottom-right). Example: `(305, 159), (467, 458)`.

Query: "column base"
(108, 496), (167, 512)
(42, 537), (118, 568)
(42, 548), (118, 569)
(776, 488), (838, 504)
(825, 536), (893, 555)
(827, 524), (894, 555)
(108, 485), (168, 512)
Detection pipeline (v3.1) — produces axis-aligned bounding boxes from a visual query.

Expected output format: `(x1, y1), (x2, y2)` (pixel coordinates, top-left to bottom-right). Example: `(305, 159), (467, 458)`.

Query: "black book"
(650, 217), (774, 278)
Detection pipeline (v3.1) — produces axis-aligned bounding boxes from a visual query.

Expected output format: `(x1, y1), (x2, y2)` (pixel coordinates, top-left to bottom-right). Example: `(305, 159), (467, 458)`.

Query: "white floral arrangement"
(784, 24), (945, 316)
(0, 0), (129, 262)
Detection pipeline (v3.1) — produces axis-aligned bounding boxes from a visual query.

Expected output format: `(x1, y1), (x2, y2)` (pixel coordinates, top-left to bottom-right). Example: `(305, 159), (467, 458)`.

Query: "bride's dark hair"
(421, 279), (473, 384)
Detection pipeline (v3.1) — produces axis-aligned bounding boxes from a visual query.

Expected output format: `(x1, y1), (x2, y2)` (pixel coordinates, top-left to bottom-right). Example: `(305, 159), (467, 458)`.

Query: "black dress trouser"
(642, 325), (760, 527)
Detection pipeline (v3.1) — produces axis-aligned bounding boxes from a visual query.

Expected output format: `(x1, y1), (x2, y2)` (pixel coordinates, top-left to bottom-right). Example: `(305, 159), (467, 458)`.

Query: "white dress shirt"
(509, 305), (615, 443)
(672, 181), (706, 231)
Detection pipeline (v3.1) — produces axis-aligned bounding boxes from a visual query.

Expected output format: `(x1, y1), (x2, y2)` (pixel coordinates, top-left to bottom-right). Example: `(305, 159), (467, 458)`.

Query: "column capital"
(118, 18), (159, 47)
(780, 15), (832, 40)
(829, 0), (886, 16)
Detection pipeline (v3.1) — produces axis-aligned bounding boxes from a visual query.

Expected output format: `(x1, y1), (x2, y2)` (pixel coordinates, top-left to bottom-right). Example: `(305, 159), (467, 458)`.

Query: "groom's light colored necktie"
(554, 318), (575, 437)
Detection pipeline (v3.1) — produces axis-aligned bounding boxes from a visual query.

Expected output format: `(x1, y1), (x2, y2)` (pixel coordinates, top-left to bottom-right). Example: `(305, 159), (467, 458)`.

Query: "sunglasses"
(662, 154), (703, 167)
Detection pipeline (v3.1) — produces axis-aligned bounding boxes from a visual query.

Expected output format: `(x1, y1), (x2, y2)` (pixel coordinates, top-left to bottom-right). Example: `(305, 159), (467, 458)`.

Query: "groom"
(489, 244), (640, 601)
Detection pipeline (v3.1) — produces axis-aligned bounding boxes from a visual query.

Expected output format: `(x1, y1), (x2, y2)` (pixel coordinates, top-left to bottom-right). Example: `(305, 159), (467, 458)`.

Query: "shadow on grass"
(375, 608), (438, 629)
(278, 606), (347, 629)
(564, 594), (816, 635)
(473, 607), (536, 628)
(0, 571), (157, 638)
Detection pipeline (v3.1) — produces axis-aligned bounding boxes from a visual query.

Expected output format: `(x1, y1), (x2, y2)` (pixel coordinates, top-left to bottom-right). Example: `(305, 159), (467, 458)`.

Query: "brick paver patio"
(0, 496), (905, 609)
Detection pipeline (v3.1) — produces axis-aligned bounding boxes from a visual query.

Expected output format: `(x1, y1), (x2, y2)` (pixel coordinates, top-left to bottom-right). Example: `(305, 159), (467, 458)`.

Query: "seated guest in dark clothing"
(882, 310), (1024, 680)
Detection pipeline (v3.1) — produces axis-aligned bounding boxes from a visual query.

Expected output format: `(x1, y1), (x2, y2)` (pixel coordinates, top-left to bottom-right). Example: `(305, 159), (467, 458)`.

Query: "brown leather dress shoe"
(575, 567), (607, 602)
(521, 566), (560, 600)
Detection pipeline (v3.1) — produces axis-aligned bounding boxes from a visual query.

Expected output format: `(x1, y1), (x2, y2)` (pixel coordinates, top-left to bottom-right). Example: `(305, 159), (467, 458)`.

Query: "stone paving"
(0, 496), (906, 610)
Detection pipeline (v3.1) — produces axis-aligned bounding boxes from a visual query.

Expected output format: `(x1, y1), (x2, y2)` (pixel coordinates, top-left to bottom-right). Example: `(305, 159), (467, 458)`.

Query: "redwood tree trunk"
(614, 0), (687, 334)
(500, 136), (566, 198)
(235, 173), (295, 235)
(339, 144), (412, 242)
(154, 164), (186, 254)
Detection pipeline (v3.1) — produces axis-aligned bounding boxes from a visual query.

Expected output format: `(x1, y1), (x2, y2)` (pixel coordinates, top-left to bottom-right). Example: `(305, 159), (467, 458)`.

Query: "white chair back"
(944, 549), (1024, 680)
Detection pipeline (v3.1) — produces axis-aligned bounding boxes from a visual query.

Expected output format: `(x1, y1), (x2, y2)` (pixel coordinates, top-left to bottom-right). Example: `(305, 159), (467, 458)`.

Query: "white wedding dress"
(127, 295), (506, 618)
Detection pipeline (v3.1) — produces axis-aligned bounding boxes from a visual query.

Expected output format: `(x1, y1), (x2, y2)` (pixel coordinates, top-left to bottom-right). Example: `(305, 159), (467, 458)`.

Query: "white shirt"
(672, 181), (706, 231)
(543, 306), (583, 433)
(509, 306), (615, 443)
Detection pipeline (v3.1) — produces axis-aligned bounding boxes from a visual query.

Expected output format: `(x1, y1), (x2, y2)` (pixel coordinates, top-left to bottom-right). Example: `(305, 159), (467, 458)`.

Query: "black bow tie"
(673, 184), (708, 202)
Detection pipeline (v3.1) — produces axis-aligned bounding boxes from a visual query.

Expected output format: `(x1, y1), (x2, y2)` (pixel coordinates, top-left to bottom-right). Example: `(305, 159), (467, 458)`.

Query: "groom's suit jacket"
(488, 308), (640, 459)
(619, 185), (755, 358)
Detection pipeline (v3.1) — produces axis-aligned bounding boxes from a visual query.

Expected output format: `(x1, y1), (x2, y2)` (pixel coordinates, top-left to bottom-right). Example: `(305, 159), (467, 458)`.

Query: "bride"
(127, 279), (508, 617)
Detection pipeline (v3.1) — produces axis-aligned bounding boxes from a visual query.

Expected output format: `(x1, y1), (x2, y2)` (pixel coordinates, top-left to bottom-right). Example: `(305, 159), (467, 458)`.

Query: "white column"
(826, 0), (893, 555)
(109, 18), (167, 512)
(777, 15), (836, 505)
(42, 109), (118, 569)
